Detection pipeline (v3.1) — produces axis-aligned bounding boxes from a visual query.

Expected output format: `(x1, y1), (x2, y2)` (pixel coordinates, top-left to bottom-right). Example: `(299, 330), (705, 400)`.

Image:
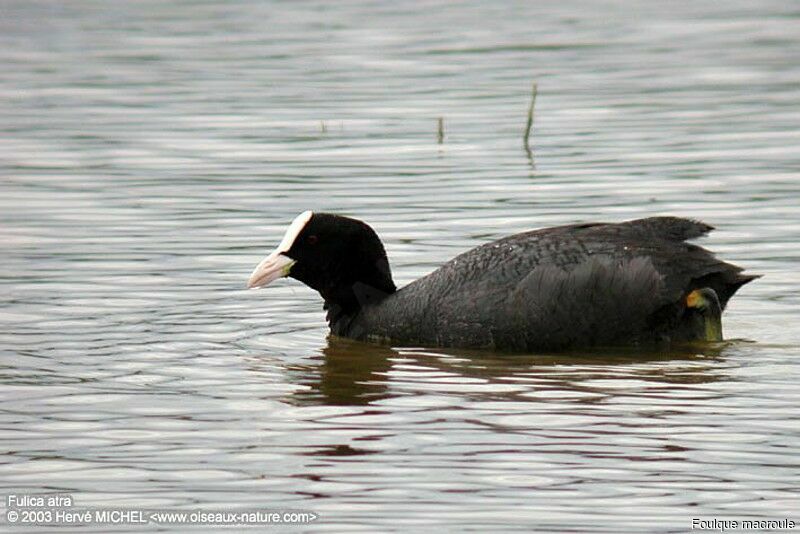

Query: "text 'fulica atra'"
(248, 212), (757, 352)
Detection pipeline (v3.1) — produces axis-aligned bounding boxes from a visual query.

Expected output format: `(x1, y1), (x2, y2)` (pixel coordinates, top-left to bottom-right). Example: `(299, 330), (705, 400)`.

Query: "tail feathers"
(730, 273), (761, 291)
(692, 271), (760, 310)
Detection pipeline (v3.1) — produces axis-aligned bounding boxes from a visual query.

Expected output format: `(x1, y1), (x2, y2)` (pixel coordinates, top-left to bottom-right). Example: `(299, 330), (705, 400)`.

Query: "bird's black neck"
(325, 302), (357, 337)
(324, 280), (394, 338)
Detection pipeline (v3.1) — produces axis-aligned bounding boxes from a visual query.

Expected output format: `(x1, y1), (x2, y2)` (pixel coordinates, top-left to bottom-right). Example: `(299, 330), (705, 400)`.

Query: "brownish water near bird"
(1, 1), (798, 531)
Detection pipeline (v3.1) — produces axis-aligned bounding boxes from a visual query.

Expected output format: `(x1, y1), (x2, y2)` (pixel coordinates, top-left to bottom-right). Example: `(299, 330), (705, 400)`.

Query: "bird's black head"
(248, 212), (397, 319)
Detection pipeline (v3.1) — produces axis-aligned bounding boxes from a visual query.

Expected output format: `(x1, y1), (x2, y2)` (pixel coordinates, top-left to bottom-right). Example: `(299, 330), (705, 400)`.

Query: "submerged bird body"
(248, 213), (756, 352)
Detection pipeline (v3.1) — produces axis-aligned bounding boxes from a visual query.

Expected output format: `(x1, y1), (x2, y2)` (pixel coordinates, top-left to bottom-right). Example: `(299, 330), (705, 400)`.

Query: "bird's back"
(350, 217), (755, 351)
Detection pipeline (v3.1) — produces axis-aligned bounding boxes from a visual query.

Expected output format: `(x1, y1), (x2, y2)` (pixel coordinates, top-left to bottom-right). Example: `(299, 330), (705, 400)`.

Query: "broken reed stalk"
(437, 117), (444, 144)
(523, 82), (537, 151)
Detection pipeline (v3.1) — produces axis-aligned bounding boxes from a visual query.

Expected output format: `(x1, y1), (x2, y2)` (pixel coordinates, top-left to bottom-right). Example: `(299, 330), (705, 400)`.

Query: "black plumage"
(248, 213), (757, 352)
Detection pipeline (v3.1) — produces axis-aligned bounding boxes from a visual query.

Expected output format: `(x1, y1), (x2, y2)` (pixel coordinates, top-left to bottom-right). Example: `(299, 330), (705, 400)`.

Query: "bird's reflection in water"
(288, 336), (732, 407)
(289, 337), (397, 406)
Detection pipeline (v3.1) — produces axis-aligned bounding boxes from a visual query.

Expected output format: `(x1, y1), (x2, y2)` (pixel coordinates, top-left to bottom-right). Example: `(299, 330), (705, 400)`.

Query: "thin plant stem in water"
(523, 82), (538, 165)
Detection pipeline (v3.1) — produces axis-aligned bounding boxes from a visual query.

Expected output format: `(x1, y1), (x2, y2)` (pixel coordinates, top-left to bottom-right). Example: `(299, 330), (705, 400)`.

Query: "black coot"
(248, 212), (757, 351)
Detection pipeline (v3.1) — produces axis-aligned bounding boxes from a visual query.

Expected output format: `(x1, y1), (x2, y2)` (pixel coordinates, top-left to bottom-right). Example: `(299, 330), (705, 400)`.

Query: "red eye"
(307, 235), (318, 245)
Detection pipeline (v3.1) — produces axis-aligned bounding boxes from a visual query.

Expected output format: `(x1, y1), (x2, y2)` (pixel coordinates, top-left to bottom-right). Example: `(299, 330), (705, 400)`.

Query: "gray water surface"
(2, 1), (799, 532)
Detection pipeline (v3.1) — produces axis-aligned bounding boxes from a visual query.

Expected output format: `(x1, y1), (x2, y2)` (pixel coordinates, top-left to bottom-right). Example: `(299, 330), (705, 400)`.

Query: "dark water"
(2, 1), (799, 531)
